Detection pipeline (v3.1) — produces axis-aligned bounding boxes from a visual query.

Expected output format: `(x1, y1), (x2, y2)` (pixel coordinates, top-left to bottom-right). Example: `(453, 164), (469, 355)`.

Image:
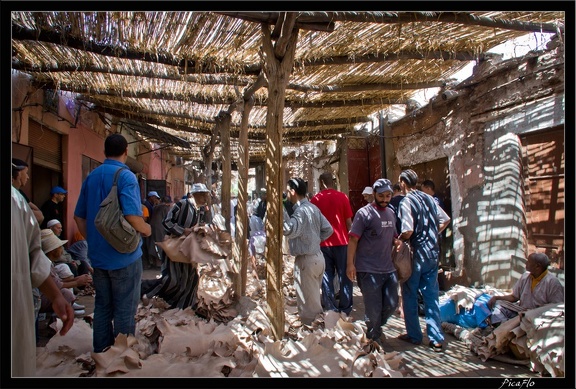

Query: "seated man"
(47, 219), (79, 276)
(67, 239), (93, 276)
(441, 252), (564, 329)
(488, 252), (564, 325)
(39, 229), (92, 316)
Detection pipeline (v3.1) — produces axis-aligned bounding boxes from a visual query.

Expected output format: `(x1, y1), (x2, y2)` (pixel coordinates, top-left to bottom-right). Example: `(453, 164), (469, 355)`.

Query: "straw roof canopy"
(11, 10), (565, 163)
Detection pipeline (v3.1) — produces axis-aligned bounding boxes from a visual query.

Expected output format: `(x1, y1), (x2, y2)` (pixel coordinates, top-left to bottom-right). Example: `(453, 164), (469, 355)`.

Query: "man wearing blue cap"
(40, 186), (68, 230)
(347, 178), (401, 349)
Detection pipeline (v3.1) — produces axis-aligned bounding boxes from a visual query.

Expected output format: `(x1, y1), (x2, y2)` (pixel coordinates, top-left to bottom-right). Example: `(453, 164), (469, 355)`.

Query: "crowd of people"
(12, 134), (564, 377)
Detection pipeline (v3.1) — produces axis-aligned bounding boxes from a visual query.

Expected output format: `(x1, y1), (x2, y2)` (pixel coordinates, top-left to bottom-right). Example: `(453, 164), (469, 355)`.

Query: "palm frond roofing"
(11, 11), (565, 163)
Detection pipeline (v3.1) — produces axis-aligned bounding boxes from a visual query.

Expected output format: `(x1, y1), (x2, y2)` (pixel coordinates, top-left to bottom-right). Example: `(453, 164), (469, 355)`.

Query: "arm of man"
(29, 202), (45, 224)
(346, 235), (359, 281)
(436, 204), (451, 234)
(398, 195), (414, 241)
(60, 273), (92, 289)
(282, 207), (301, 238)
(125, 215), (151, 237)
(488, 293), (518, 309)
(38, 275), (74, 336)
(319, 213), (334, 241)
(345, 217), (352, 232)
(546, 277), (564, 304)
(74, 215), (88, 240)
(163, 201), (185, 236)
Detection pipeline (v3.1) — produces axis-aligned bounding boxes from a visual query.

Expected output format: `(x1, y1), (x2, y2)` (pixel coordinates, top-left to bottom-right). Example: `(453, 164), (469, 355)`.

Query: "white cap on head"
(190, 183), (210, 193)
(47, 219), (61, 228)
(147, 191), (161, 199)
(362, 186), (373, 195)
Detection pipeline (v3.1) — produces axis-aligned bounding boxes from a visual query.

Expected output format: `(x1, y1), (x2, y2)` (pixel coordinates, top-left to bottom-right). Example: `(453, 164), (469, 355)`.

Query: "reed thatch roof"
(11, 10), (565, 163)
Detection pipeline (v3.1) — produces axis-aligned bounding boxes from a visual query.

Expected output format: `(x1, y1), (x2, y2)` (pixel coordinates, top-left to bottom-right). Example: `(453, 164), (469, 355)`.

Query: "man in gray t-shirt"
(347, 178), (400, 346)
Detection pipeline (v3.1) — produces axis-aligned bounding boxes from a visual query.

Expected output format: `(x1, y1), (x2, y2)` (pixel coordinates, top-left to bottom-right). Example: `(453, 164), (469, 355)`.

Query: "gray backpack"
(94, 167), (141, 253)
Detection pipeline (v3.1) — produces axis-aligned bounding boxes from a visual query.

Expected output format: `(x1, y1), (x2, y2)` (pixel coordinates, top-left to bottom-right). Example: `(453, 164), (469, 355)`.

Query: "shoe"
(398, 334), (422, 345)
(428, 340), (443, 352)
(72, 302), (85, 310)
(74, 309), (86, 316)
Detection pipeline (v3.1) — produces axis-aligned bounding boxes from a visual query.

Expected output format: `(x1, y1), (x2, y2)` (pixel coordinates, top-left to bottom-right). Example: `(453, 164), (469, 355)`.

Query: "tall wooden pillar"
(261, 14), (299, 340)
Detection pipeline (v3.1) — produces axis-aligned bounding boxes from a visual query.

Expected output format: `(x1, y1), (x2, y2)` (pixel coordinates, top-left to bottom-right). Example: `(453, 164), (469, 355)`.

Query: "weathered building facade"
(382, 38), (565, 289)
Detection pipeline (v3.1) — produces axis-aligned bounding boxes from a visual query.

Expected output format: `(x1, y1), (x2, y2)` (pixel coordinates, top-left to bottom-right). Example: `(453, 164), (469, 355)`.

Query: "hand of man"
(346, 263), (356, 282)
(487, 296), (497, 309)
(51, 295), (75, 336)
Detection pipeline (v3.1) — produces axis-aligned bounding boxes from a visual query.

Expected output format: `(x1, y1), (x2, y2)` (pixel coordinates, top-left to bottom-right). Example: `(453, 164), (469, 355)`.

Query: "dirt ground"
(36, 266), (544, 379)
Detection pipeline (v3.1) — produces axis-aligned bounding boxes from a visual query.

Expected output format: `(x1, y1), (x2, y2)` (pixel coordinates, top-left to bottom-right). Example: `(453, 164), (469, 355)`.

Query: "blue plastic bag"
(440, 293), (492, 329)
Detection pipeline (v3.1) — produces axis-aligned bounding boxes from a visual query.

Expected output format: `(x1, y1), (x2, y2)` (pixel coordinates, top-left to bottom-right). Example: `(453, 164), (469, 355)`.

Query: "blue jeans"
(357, 271), (399, 341)
(321, 245), (353, 315)
(401, 253), (444, 344)
(92, 259), (142, 353)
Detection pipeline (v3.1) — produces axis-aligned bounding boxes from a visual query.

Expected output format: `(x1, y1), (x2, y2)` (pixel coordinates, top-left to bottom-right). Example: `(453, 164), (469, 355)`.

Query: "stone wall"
(388, 41), (565, 288)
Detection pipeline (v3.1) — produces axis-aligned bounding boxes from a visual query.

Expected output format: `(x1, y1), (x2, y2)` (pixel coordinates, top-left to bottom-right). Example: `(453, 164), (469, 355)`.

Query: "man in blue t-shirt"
(74, 134), (151, 353)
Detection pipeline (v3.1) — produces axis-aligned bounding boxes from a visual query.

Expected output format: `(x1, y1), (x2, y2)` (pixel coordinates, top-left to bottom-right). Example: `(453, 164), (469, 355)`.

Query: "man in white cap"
(361, 186), (374, 204)
(47, 219), (80, 276)
(143, 191), (161, 218)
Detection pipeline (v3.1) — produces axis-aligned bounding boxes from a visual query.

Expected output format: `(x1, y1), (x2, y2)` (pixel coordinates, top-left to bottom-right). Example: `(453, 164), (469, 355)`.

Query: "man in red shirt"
(311, 172), (354, 315)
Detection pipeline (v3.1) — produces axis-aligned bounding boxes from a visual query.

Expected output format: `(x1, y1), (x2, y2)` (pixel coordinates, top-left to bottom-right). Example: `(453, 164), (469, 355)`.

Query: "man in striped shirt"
(397, 169), (451, 352)
(147, 183), (212, 309)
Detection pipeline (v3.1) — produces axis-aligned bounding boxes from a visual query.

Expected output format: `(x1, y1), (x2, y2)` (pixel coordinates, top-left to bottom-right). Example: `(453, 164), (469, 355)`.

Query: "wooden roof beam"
(76, 96), (219, 125)
(83, 102), (213, 136)
(80, 95), (373, 129)
(215, 12), (335, 32)
(12, 23), (256, 75)
(288, 80), (448, 93)
(34, 79), (410, 107)
(13, 32), (481, 79)
(30, 79), (237, 105)
(283, 127), (351, 140)
(11, 60), (255, 86)
(285, 97), (406, 108)
(15, 59), (451, 94)
(220, 11), (563, 34)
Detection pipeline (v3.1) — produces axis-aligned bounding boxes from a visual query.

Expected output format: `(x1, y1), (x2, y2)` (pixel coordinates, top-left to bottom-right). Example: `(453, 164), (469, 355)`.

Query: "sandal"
(429, 341), (443, 352)
(398, 334), (421, 345)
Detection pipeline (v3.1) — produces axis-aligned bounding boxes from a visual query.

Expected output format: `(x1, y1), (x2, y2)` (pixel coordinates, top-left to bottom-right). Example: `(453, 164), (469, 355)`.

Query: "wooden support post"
(236, 97), (254, 297)
(260, 14), (299, 341)
(218, 111), (232, 232)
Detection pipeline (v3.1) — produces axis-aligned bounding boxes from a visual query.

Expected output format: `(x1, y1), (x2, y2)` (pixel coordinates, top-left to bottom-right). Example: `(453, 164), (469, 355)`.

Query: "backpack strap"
(112, 167), (127, 186)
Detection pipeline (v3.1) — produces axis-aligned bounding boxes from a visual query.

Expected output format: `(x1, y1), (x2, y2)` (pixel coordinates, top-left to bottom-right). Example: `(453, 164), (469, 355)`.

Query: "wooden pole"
(235, 97), (254, 297)
(260, 13), (299, 341)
